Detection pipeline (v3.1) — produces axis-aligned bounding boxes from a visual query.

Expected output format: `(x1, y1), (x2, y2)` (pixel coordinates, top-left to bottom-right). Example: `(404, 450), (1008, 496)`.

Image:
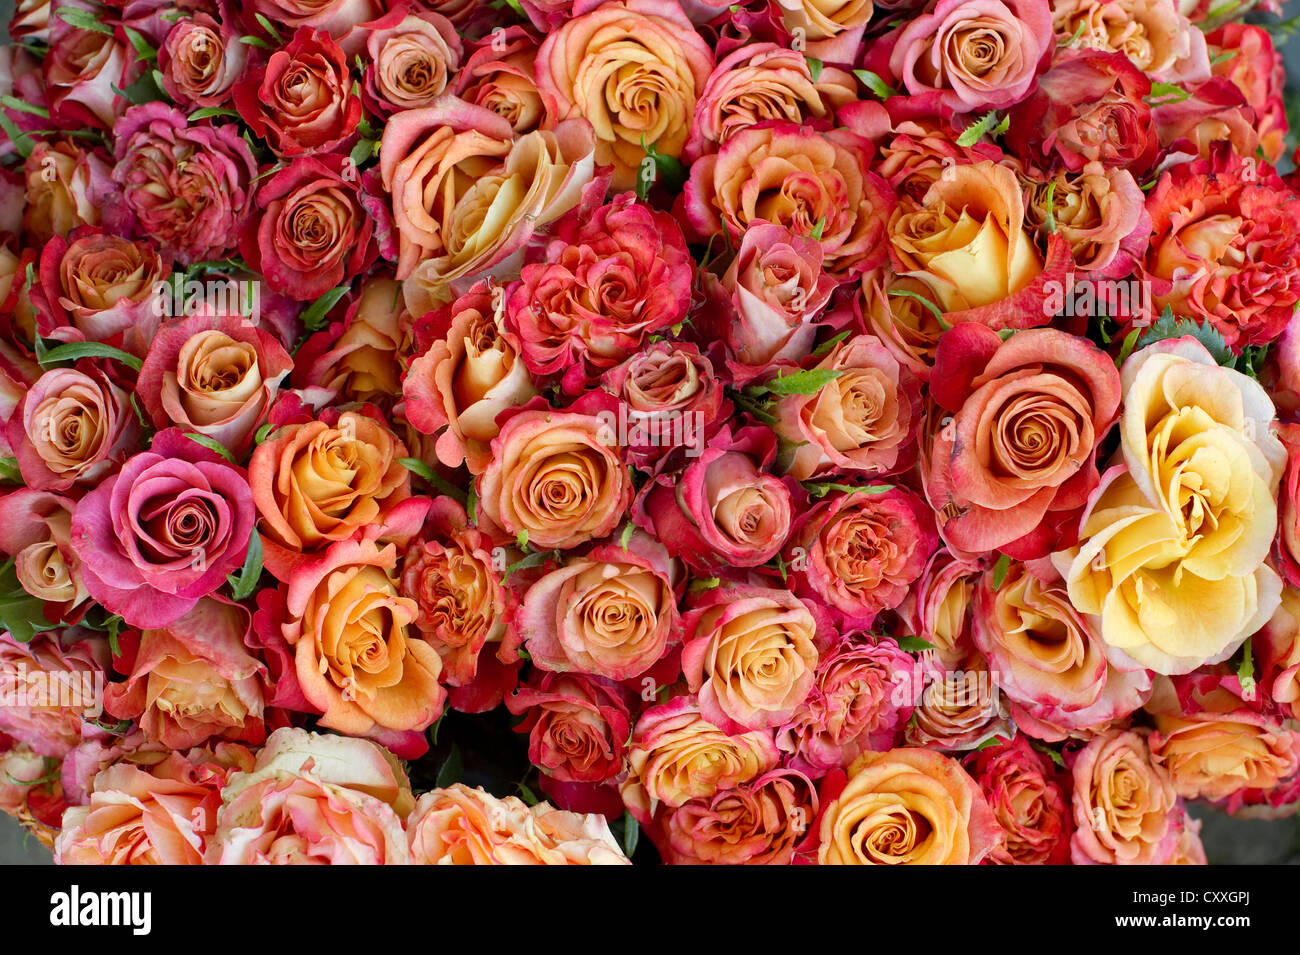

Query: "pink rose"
(157, 7), (249, 109)
(505, 672), (632, 783)
(453, 25), (545, 135)
(0, 630), (107, 758)
(362, 11), (462, 115)
(0, 489), (90, 623)
(43, 18), (140, 130)
(1069, 728), (1179, 865)
(964, 734), (1071, 864)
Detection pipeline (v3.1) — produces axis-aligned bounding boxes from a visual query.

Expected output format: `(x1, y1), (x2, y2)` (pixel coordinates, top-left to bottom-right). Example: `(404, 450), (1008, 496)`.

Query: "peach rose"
(903, 651), (1013, 751)
(403, 280), (538, 474)
(158, 8), (249, 108)
(454, 25), (545, 135)
(22, 139), (111, 243)
(1069, 727), (1178, 865)
(211, 727), (413, 865)
(363, 12), (462, 115)
(1050, 0), (1211, 83)
(681, 583), (819, 731)
(295, 274), (409, 408)
(250, 409), (422, 581)
(856, 269), (947, 382)
(896, 549), (981, 659)
(406, 783), (629, 864)
(0, 489), (89, 622)
(505, 671), (632, 784)
(619, 695), (780, 823)
(1022, 165), (1148, 276)
(0, 630), (106, 758)
(476, 406), (633, 551)
(817, 746), (1001, 865)
(281, 539), (446, 738)
(535, 0), (713, 191)
(1054, 338), (1285, 675)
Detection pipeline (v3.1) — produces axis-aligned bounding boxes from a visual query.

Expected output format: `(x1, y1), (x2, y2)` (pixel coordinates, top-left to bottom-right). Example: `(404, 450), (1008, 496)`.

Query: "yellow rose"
(1053, 338), (1285, 675)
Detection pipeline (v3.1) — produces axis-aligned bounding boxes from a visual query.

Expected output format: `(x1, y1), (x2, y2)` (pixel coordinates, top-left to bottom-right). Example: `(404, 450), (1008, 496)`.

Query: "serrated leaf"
(300, 284), (350, 331)
(1135, 309), (1234, 367)
(39, 341), (143, 372)
(182, 432), (237, 463)
(226, 532), (263, 601)
(956, 110), (1002, 147)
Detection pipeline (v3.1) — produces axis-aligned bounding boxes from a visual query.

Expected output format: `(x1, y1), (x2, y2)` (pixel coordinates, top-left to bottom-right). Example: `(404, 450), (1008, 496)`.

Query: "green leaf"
(687, 576), (721, 594)
(1028, 737), (1066, 768)
(1237, 637), (1257, 702)
(434, 742), (463, 789)
(0, 96), (48, 119)
(226, 532), (264, 601)
(1043, 179), (1057, 234)
(636, 135), (687, 201)
(254, 13), (283, 44)
(852, 69), (896, 99)
(517, 529), (529, 550)
(300, 284), (350, 331)
(1116, 327), (1142, 367)
(516, 781), (540, 806)
(55, 7), (114, 34)
(956, 110), (1004, 147)
(0, 111), (33, 159)
(1135, 308), (1235, 368)
(349, 137), (378, 170)
(502, 0), (526, 15)
(756, 368), (842, 397)
(397, 458), (467, 503)
(122, 25), (157, 61)
(254, 422), (275, 444)
(39, 341), (143, 372)
(0, 559), (59, 643)
(1060, 20), (1087, 47)
(0, 457), (20, 485)
(182, 432), (238, 464)
(466, 486), (479, 527)
(811, 329), (851, 358)
(805, 56), (823, 83)
(991, 553), (1012, 589)
(188, 106), (240, 122)
(895, 635), (936, 652)
(503, 548), (554, 580)
(619, 523), (635, 549)
(804, 481), (893, 499)
(622, 811), (639, 857)
(239, 35), (274, 49)
(810, 216), (826, 241)
(887, 288), (950, 328)
(1147, 82), (1190, 104)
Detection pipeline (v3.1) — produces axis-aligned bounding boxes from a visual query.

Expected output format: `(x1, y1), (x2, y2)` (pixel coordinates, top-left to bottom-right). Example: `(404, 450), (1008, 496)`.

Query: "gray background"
(2, 1), (1300, 864)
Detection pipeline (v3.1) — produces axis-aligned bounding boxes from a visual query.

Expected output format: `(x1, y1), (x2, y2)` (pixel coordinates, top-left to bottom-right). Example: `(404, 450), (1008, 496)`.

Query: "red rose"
(505, 672), (632, 784)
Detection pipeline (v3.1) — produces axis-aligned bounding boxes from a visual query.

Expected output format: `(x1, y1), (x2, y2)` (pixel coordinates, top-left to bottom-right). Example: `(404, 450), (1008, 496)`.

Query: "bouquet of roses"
(0, 0), (1298, 866)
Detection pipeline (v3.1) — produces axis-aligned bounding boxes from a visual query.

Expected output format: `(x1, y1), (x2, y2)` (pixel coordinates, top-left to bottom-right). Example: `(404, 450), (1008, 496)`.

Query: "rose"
(971, 560), (1152, 737)
(379, 98), (597, 314)
(774, 0), (877, 51)
(251, 0), (384, 34)
(403, 280), (538, 474)
(774, 635), (918, 774)
(681, 583), (819, 731)
(232, 27), (362, 158)
(1055, 338), (1285, 675)
(238, 154), (379, 302)
(454, 25), (545, 134)
(658, 767), (818, 865)
(6, 363), (135, 492)
(534, 0), (714, 191)
(775, 333), (923, 481)
(363, 11), (462, 115)
(1050, 0), (1211, 83)
(1256, 586), (1300, 721)
(599, 341), (725, 469)
(406, 783), (629, 864)
(890, 161), (1063, 328)
(1139, 143), (1300, 348)
(867, 97), (1001, 202)
(817, 747), (1001, 865)
(1022, 166), (1149, 277)
(476, 406), (633, 551)
(505, 192), (694, 394)
(281, 538), (445, 738)
(0, 631), (106, 758)
(785, 487), (938, 629)
(1207, 23), (1286, 164)
(684, 122), (893, 281)
(924, 324), (1121, 557)
(43, 21), (138, 130)
(69, 428), (256, 629)
(1003, 50), (1157, 176)
(897, 549), (981, 658)
(636, 423), (792, 572)
(683, 42), (856, 163)
(717, 222), (838, 372)
(511, 535), (679, 680)
(157, 8), (249, 108)
(1152, 78), (1258, 160)
(505, 672), (632, 783)
(1069, 727), (1178, 865)
(250, 409), (421, 581)
(399, 497), (507, 686)
(964, 735), (1071, 865)
(618, 696), (780, 823)
(21, 140), (112, 244)
(55, 748), (251, 865)
(109, 103), (257, 267)
(292, 274), (410, 407)
(30, 227), (169, 356)
(0, 740), (54, 823)
(856, 270), (947, 382)
(904, 652), (1013, 750)
(211, 727), (413, 865)
(881, 0), (1052, 112)
(103, 598), (268, 750)
(136, 313), (293, 458)
(1146, 676), (1300, 807)
(0, 490), (89, 623)
(1171, 813), (1207, 864)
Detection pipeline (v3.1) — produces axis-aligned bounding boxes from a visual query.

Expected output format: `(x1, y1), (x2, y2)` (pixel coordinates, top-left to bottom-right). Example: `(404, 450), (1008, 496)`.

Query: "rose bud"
(69, 428), (257, 629)
(232, 26), (362, 157)
(476, 405), (633, 551)
(399, 497), (507, 687)
(784, 487), (938, 630)
(508, 534), (680, 681)
(136, 312), (294, 458)
(30, 226), (170, 357)
(0, 489), (90, 623)
(6, 362), (136, 492)
(817, 747), (1002, 865)
(775, 333), (923, 481)
(239, 154), (379, 302)
(22, 139), (113, 244)
(157, 6), (249, 109)
(109, 103), (257, 266)
(963, 735), (1071, 865)
(636, 422), (792, 573)
(362, 10), (462, 115)
(505, 672), (632, 784)
(1069, 728), (1179, 865)
(454, 25), (545, 135)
